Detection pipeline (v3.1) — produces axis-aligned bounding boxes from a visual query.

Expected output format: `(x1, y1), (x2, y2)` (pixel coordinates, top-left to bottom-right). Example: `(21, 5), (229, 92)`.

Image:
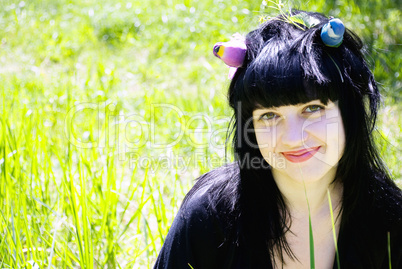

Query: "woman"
(154, 10), (402, 268)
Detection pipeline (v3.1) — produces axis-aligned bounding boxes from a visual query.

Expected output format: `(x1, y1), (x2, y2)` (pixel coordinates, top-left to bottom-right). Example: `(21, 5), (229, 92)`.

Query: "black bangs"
(229, 16), (352, 114)
(240, 41), (343, 112)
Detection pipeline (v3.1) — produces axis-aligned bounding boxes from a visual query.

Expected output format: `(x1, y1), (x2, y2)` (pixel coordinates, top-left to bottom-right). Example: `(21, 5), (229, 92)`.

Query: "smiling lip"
(281, 146), (321, 163)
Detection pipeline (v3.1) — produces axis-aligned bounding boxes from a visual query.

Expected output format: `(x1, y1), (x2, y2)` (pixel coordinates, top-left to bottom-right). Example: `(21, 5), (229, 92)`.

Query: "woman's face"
(252, 100), (346, 183)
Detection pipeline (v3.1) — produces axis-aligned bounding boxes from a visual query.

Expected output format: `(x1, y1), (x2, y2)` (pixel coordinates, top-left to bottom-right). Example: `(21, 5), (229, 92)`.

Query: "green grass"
(0, 0), (400, 268)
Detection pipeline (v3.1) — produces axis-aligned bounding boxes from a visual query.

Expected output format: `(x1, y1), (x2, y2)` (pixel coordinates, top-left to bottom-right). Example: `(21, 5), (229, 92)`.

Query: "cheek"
(254, 126), (275, 152)
(304, 116), (343, 142)
(330, 120), (346, 158)
(306, 117), (346, 163)
(325, 117), (345, 154)
(254, 127), (283, 166)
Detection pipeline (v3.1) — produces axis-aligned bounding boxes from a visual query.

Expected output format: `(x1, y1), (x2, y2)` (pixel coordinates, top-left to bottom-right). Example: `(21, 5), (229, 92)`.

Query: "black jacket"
(154, 167), (402, 269)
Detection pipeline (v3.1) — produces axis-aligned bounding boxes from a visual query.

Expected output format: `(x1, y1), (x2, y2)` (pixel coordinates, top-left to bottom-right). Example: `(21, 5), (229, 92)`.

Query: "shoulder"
(366, 174), (402, 254)
(345, 172), (402, 244)
(177, 163), (240, 239)
(370, 173), (402, 227)
(334, 173), (402, 268)
(372, 176), (402, 267)
(154, 164), (240, 269)
(181, 163), (240, 214)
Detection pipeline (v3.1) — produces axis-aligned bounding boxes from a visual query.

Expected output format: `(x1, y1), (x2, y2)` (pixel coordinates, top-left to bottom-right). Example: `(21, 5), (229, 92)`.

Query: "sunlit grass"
(0, 0), (400, 267)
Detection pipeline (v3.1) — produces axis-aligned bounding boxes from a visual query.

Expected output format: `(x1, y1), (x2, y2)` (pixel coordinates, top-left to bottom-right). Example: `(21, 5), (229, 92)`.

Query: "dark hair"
(185, 10), (400, 267)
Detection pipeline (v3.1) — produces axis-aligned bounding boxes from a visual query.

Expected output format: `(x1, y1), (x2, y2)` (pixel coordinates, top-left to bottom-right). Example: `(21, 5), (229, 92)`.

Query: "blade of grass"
(298, 164), (315, 269)
(41, 229), (79, 266)
(387, 231), (392, 269)
(78, 155), (94, 269)
(68, 170), (86, 268)
(118, 195), (152, 240)
(148, 175), (165, 243)
(118, 166), (139, 226)
(307, 200), (315, 269)
(327, 189), (340, 269)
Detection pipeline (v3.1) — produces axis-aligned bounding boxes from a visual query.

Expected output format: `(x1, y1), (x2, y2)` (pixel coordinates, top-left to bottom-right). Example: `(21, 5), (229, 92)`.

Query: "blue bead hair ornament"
(320, 18), (345, 47)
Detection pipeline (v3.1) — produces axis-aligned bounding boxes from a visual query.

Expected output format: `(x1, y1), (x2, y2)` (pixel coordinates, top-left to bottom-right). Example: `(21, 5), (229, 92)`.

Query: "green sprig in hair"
(259, 0), (320, 30)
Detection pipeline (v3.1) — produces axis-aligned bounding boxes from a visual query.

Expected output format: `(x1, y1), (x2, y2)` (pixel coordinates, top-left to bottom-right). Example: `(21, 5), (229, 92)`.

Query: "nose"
(277, 115), (308, 148)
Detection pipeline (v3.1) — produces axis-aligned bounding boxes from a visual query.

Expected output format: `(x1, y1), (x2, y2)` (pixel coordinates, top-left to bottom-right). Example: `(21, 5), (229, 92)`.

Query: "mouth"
(281, 146), (321, 163)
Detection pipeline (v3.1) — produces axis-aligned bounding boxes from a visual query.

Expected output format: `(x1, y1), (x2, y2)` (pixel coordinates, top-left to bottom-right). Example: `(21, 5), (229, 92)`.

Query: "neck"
(272, 167), (343, 218)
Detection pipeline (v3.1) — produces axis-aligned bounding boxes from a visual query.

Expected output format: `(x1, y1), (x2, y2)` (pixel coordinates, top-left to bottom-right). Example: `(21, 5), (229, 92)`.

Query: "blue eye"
(260, 112), (278, 121)
(304, 105), (324, 113)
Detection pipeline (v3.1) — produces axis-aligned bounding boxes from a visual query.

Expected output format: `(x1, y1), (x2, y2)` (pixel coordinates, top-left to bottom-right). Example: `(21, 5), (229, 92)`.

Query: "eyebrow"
(254, 100), (327, 111)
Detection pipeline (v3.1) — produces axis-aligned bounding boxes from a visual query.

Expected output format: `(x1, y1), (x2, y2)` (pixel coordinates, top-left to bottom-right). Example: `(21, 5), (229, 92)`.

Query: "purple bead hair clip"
(213, 33), (246, 79)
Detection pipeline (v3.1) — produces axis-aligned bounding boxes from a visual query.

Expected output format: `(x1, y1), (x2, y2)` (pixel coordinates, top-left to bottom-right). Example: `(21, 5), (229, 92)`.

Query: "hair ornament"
(213, 33), (246, 79)
(320, 18), (345, 47)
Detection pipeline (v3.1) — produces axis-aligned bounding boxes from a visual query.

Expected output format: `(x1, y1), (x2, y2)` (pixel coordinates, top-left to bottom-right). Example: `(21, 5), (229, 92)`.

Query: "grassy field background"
(0, 0), (400, 268)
